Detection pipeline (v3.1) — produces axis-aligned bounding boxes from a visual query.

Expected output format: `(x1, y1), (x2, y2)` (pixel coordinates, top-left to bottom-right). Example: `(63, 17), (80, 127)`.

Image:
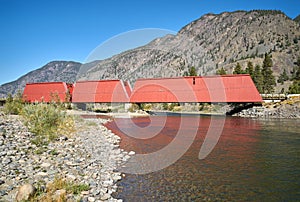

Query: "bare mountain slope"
(0, 61), (81, 97)
(294, 14), (300, 24)
(78, 10), (300, 89)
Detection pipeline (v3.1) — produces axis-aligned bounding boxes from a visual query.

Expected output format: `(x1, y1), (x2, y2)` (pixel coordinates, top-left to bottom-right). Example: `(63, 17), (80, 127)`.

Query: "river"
(105, 116), (300, 201)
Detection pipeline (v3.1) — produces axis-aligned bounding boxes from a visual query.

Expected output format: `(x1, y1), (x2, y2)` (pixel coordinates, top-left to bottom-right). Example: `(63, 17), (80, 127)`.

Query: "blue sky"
(0, 0), (300, 85)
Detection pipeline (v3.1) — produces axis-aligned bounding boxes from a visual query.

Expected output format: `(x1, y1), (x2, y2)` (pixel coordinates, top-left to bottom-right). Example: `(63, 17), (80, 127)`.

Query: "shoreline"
(68, 106), (300, 119)
(233, 100), (300, 119)
(0, 113), (133, 201)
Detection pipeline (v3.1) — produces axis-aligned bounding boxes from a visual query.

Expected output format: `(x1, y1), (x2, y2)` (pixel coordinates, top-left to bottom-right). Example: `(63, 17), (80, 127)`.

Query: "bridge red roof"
(130, 75), (262, 103)
(72, 80), (131, 103)
(23, 82), (71, 103)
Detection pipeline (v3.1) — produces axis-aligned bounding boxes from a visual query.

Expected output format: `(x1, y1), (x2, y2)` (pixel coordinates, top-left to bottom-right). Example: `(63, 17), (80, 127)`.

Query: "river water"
(105, 116), (300, 201)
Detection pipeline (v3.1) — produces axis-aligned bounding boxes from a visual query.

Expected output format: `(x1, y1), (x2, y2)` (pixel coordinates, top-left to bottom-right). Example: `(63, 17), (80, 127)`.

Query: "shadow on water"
(105, 116), (300, 201)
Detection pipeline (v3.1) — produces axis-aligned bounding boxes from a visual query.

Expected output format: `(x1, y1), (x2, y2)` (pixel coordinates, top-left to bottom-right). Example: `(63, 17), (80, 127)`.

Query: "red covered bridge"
(72, 80), (131, 103)
(22, 75), (262, 104)
(23, 82), (73, 103)
(130, 75), (262, 103)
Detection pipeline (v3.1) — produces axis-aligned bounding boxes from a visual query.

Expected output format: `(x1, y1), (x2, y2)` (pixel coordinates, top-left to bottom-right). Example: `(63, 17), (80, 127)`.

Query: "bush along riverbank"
(233, 96), (300, 118)
(0, 107), (133, 201)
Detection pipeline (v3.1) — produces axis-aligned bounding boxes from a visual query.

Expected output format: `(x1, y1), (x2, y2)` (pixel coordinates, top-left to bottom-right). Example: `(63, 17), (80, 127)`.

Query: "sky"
(0, 0), (300, 85)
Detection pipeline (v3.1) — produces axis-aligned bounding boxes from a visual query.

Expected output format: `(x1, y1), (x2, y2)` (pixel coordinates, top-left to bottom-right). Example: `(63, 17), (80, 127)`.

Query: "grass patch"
(50, 149), (59, 156)
(26, 177), (89, 202)
(34, 147), (47, 155)
(85, 120), (98, 127)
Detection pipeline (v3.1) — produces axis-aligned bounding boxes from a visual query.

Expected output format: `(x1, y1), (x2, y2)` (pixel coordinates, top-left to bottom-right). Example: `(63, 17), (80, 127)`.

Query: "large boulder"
(15, 183), (37, 201)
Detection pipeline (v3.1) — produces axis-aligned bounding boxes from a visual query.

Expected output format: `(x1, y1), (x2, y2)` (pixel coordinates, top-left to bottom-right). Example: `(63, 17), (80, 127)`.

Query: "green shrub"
(162, 103), (168, 110)
(128, 103), (140, 112)
(168, 103), (180, 111)
(140, 103), (152, 111)
(21, 103), (75, 146)
(3, 91), (24, 115)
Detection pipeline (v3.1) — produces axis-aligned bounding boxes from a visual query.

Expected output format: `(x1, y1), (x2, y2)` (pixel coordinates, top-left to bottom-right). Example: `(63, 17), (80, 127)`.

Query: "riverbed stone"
(100, 193), (111, 200)
(0, 115), (130, 201)
(15, 183), (36, 201)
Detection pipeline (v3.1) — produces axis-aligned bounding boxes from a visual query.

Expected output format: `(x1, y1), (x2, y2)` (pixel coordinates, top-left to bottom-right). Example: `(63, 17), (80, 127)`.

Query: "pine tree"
(233, 62), (244, 74)
(277, 69), (289, 84)
(216, 67), (227, 75)
(189, 66), (197, 76)
(288, 56), (300, 93)
(263, 53), (273, 68)
(262, 54), (276, 93)
(253, 64), (263, 93)
(245, 61), (254, 77)
(288, 81), (300, 93)
(294, 64), (300, 81)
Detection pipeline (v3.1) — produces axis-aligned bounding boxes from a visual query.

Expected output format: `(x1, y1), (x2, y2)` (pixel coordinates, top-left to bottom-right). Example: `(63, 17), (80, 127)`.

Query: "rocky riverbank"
(0, 112), (133, 201)
(233, 97), (300, 119)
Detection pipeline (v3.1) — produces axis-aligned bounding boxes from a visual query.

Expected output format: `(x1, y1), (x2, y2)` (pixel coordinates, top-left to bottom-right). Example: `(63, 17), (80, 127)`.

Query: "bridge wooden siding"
(72, 80), (131, 103)
(130, 75), (263, 103)
(23, 82), (73, 103)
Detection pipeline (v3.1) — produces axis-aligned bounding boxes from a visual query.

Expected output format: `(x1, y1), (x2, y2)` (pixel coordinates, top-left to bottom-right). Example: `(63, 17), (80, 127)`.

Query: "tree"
(295, 56), (300, 67)
(293, 57), (300, 80)
(233, 62), (244, 74)
(263, 53), (273, 68)
(245, 61), (254, 77)
(288, 81), (300, 93)
(188, 66), (197, 76)
(253, 64), (263, 93)
(290, 65), (300, 80)
(261, 53), (276, 93)
(216, 67), (227, 75)
(288, 56), (300, 93)
(277, 69), (289, 84)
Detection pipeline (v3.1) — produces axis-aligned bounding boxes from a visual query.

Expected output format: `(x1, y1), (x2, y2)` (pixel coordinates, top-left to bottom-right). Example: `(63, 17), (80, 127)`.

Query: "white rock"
(88, 196), (96, 202)
(53, 189), (66, 201)
(103, 180), (113, 187)
(40, 162), (51, 168)
(66, 174), (76, 181)
(100, 193), (111, 200)
(81, 190), (90, 195)
(36, 172), (48, 177)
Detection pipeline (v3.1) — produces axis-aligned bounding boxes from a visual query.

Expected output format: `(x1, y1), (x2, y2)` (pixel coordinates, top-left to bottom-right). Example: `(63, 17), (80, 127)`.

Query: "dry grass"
(29, 177), (89, 202)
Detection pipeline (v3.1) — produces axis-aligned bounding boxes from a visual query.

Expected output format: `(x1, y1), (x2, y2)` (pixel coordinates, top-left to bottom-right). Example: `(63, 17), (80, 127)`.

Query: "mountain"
(78, 10), (300, 89)
(294, 14), (300, 24)
(1, 10), (300, 97)
(0, 61), (81, 97)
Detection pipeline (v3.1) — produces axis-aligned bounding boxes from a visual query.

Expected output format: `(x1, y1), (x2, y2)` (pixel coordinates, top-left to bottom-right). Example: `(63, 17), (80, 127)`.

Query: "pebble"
(88, 196), (96, 202)
(0, 114), (130, 201)
(100, 193), (111, 200)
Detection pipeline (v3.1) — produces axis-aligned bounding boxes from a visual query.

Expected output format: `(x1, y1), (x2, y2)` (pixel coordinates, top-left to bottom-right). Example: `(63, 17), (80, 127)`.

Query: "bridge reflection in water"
(105, 116), (300, 201)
